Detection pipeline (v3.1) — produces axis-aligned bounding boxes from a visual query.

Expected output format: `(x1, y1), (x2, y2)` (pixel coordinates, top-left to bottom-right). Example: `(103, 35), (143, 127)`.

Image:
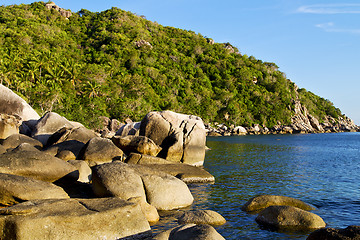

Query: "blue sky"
(3, 0), (360, 124)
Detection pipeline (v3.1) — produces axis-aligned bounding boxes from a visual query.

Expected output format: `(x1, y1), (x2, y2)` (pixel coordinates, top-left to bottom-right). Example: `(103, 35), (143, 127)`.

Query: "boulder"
(125, 155), (215, 183)
(307, 225), (360, 240)
(43, 140), (86, 159)
(153, 224), (225, 240)
(0, 114), (21, 139)
(67, 160), (92, 183)
(242, 195), (315, 212)
(178, 210), (226, 226)
(1, 133), (43, 150)
(56, 150), (76, 161)
(140, 111), (206, 166)
(0, 84), (40, 125)
(112, 135), (162, 156)
(78, 137), (124, 167)
(255, 205), (326, 230)
(0, 145), (5, 155)
(92, 162), (147, 202)
(116, 121), (141, 136)
(45, 126), (97, 147)
(308, 114), (324, 132)
(232, 126), (247, 135)
(93, 162), (194, 211)
(0, 143), (77, 182)
(31, 112), (74, 145)
(138, 167), (194, 210)
(0, 197), (151, 240)
(0, 173), (69, 206)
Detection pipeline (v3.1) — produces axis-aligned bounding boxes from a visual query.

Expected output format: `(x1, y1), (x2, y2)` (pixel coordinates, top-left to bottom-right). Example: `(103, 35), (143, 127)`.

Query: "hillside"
(0, 2), (344, 129)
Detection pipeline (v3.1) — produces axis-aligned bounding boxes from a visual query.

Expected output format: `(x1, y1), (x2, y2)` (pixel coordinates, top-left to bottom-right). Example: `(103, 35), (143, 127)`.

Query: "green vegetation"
(0, 2), (342, 128)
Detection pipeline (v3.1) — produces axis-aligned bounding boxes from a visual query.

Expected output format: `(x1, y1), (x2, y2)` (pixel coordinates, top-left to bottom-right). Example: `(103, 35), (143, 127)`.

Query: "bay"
(153, 132), (360, 239)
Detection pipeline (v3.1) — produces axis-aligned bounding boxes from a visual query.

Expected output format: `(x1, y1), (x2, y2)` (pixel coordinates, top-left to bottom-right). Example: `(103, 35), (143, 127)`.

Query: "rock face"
(140, 111), (206, 166)
(307, 225), (360, 240)
(0, 143), (77, 182)
(178, 210), (226, 226)
(0, 84), (40, 124)
(112, 135), (161, 156)
(242, 195), (315, 212)
(153, 224), (225, 240)
(0, 197), (151, 240)
(45, 2), (72, 18)
(0, 114), (21, 139)
(0, 173), (69, 206)
(255, 205), (326, 230)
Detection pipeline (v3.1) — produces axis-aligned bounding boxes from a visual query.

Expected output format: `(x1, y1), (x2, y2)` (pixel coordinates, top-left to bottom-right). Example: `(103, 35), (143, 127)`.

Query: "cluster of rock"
(242, 195), (360, 239)
(206, 101), (359, 136)
(45, 2), (72, 18)
(0, 84), (224, 239)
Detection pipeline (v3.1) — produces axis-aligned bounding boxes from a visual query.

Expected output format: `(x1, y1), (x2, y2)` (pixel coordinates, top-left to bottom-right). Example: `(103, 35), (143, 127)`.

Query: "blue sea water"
(154, 132), (360, 239)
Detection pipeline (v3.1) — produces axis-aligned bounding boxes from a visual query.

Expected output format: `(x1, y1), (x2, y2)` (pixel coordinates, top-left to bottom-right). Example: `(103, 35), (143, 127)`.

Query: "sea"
(152, 132), (360, 239)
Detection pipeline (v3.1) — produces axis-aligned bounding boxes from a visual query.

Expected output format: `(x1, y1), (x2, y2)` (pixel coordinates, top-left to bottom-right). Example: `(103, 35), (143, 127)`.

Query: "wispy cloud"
(297, 4), (360, 14)
(315, 22), (360, 34)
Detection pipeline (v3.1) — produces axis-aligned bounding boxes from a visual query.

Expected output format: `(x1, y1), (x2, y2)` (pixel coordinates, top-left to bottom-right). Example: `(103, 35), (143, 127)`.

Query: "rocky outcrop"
(255, 205), (326, 230)
(140, 110), (206, 166)
(307, 225), (360, 240)
(242, 195), (315, 212)
(0, 198), (151, 240)
(45, 2), (72, 18)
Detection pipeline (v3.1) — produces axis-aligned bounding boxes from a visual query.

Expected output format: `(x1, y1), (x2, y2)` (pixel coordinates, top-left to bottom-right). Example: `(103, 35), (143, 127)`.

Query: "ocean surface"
(153, 132), (360, 239)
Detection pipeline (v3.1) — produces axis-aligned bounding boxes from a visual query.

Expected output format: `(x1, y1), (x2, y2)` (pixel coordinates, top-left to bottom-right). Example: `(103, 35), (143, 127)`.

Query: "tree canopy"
(0, 2), (342, 128)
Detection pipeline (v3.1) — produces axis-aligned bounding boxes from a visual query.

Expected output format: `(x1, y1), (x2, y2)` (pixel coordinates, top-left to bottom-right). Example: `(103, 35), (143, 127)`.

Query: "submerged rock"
(307, 225), (360, 240)
(153, 224), (225, 240)
(255, 205), (326, 230)
(242, 195), (315, 212)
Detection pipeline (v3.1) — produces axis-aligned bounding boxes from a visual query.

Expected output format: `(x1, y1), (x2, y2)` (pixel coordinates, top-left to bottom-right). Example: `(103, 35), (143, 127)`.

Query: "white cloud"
(297, 4), (360, 14)
(315, 22), (360, 34)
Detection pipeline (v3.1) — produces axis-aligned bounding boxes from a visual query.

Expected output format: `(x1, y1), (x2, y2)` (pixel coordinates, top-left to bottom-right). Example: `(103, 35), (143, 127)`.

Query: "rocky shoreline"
(206, 101), (359, 136)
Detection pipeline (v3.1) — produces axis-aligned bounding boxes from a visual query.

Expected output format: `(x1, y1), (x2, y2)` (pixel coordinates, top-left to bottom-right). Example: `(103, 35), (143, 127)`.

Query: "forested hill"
(0, 2), (342, 128)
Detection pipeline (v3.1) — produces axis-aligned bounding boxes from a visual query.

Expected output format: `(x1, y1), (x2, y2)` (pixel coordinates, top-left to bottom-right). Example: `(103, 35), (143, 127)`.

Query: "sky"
(3, 0), (360, 124)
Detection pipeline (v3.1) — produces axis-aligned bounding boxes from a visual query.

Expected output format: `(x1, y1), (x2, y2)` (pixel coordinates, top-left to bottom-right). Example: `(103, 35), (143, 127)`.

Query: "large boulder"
(0, 173), (69, 206)
(92, 162), (147, 202)
(242, 195), (315, 212)
(135, 166), (194, 210)
(140, 111), (206, 166)
(78, 137), (124, 167)
(0, 197), (151, 240)
(153, 224), (225, 240)
(1, 133), (43, 150)
(31, 112), (74, 145)
(0, 114), (21, 139)
(177, 210), (226, 226)
(112, 135), (162, 156)
(92, 162), (194, 211)
(0, 84), (40, 124)
(255, 205), (326, 230)
(0, 143), (77, 182)
(45, 126), (97, 147)
(307, 225), (360, 240)
(67, 160), (92, 183)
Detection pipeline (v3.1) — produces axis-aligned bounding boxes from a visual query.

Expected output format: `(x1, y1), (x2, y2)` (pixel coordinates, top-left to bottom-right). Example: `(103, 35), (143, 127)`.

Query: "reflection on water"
(152, 133), (360, 239)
